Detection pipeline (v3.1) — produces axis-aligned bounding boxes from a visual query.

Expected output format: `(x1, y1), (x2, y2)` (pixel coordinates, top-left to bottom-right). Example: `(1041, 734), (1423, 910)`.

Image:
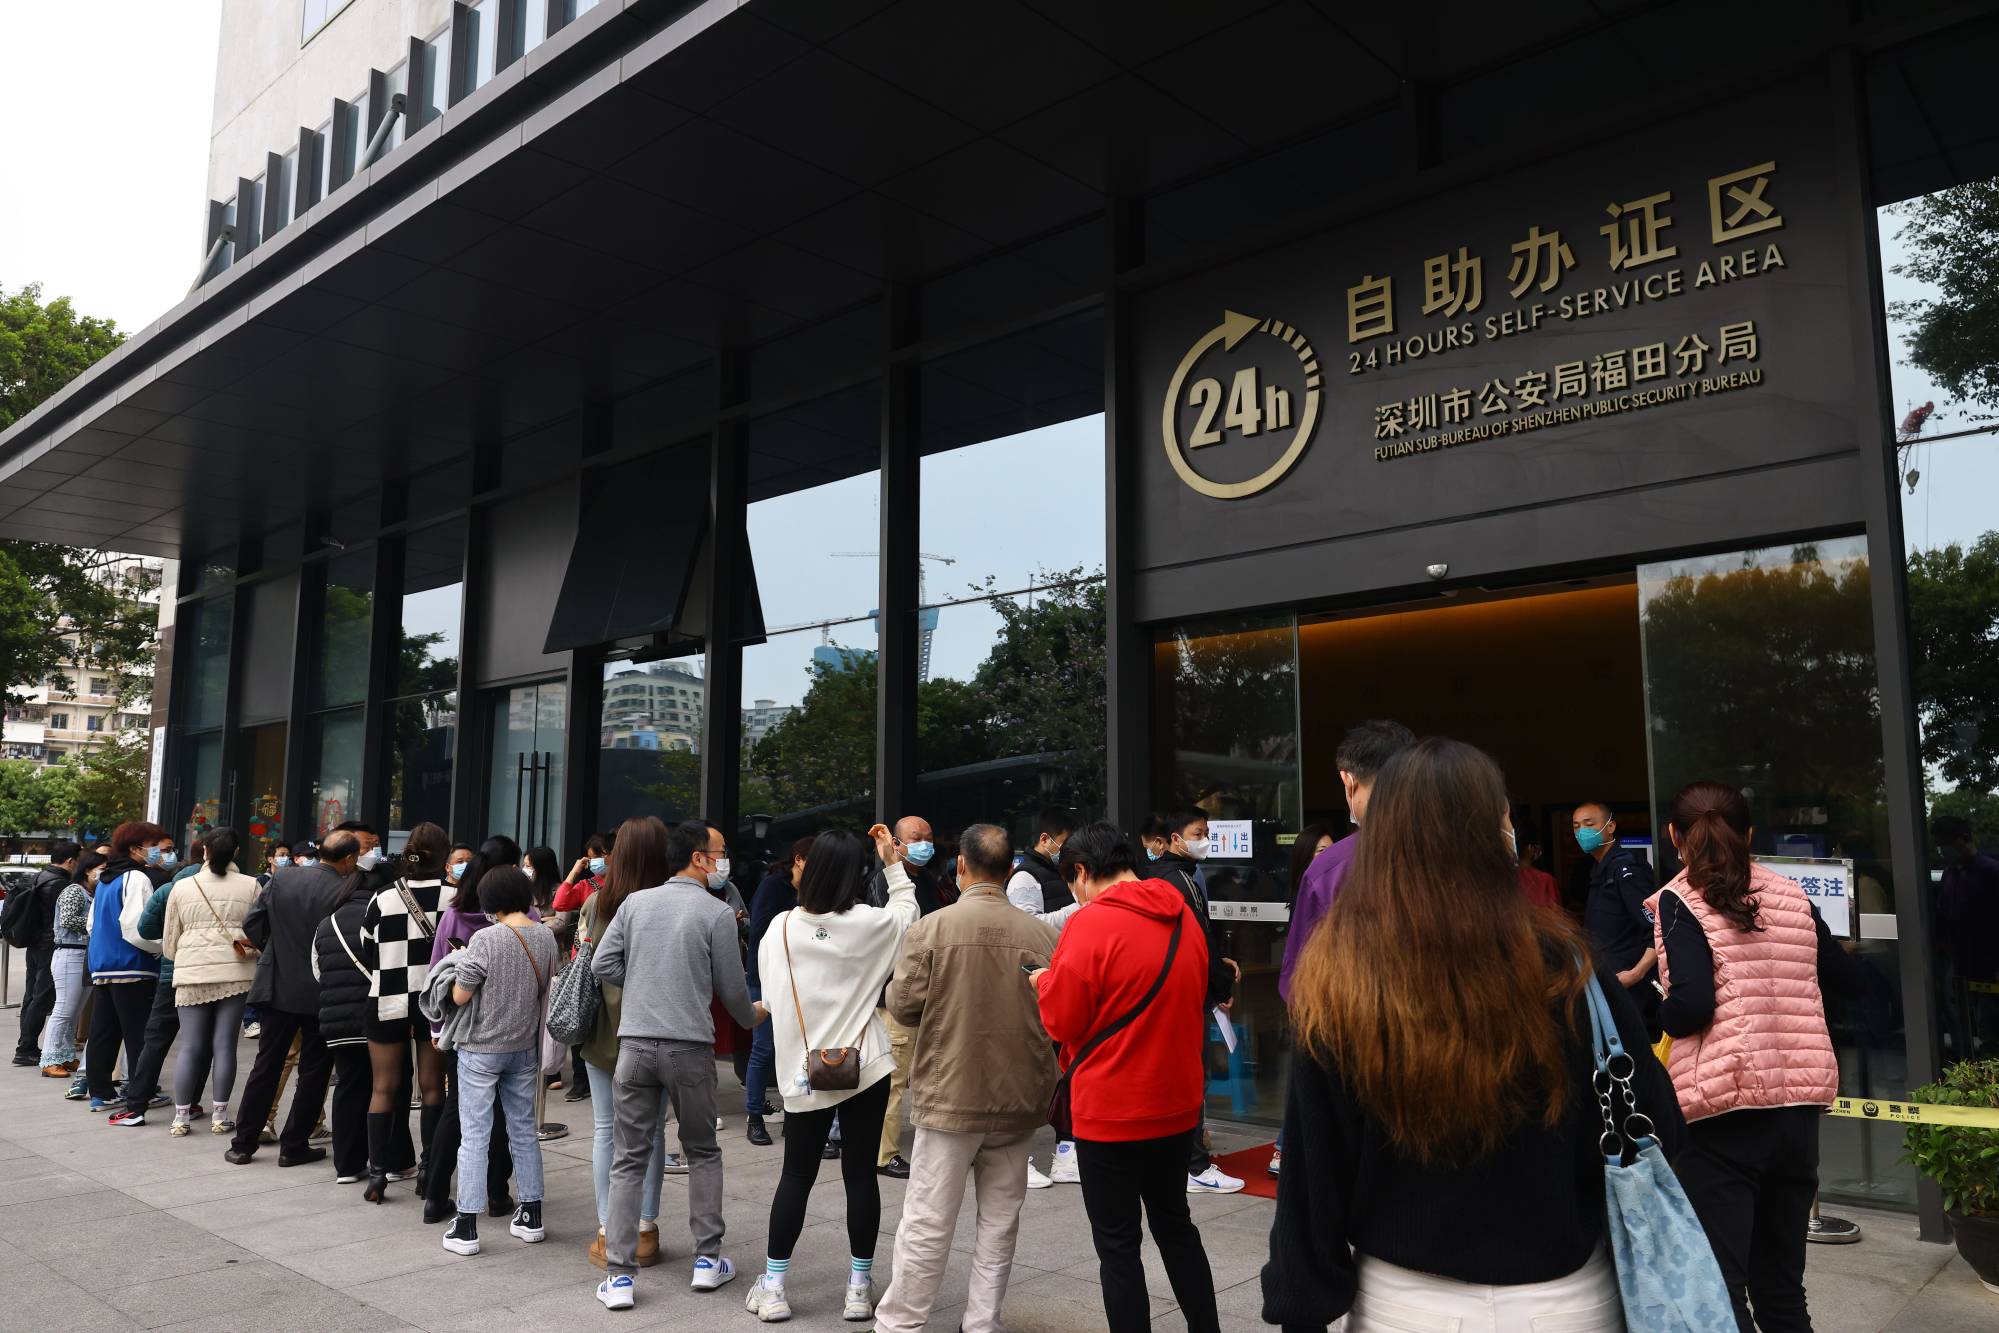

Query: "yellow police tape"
(1827, 1096), (1999, 1129)
(1968, 980), (1999, 995)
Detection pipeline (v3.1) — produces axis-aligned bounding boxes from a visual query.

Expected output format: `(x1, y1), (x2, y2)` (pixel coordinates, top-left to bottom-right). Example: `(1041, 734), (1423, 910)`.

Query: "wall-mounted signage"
(1135, 76), (1868, 585)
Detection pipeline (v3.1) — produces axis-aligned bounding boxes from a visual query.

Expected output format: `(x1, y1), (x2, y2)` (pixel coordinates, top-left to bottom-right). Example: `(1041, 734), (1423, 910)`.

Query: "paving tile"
(0, 1185), (157, 1230)
(99, 1257), (365, 1330)
(13, 1208), (256, 1289)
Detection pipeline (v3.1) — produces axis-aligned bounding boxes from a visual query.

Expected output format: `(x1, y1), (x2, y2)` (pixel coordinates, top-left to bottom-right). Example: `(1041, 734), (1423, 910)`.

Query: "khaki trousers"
(874, 1125), (1033, 1333)
(876, 1008), (915, 1166)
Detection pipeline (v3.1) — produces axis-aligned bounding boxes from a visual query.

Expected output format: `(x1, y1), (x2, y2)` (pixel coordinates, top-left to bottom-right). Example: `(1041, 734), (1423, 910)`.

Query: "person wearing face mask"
(744, 836), (812, 1145)
(862, 815), (945, 1180)
(84, 823), (170, 1113)
(1005, 809), (1077, 915)
(332, 821), (393, 892)
(552, 835), (610, 1102)
(296, 840), (322, 869)
(590, 819), (765, 1310)
(259, 844), (292, 889)
(109, 833), (216, 1126)
(1572, 801), (1659, 1034)
(444, 843), (472, 889)
(1152, 809), (1243, 1196)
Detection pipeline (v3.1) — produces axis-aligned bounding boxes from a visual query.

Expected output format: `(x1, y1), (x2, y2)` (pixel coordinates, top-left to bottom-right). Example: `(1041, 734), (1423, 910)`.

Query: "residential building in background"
(2, 554), (165, 764)
(600, 659), (705, 753)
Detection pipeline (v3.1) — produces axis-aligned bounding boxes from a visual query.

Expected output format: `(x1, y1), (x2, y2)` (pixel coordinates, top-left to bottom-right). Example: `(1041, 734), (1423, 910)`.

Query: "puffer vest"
(1646, 862), (1838, 1122)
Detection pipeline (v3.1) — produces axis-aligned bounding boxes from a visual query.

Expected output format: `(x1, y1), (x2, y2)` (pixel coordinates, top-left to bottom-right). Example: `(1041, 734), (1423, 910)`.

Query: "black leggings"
(83, 981), (153, 1100)
(765, 1076), (890, 1262)
(1677, 1105), (1820, 1333)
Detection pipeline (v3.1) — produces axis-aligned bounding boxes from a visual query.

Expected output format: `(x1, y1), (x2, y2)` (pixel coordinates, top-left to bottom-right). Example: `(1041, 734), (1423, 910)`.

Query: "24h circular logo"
(1161, 310), (1322, 500)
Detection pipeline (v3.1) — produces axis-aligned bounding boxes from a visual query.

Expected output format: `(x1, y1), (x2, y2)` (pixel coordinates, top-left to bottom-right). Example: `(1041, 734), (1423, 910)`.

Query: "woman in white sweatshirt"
(161, 828), (261, 1136)
(744, 825), (918, 1324)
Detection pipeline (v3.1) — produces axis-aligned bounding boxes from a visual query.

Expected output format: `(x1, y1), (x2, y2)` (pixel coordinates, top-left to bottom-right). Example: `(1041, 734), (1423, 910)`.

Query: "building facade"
(2, 0), (1996, 1232)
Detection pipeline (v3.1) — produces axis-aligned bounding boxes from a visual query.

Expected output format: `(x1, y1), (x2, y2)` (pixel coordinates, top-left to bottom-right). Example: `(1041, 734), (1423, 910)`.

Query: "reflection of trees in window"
(318, 581), (373, 706)
(1908, 532), (1999, 845)
(1642, 545), (1883, 838)
(745, 567), (1108, 826)
(1159, 619), (1299, 820)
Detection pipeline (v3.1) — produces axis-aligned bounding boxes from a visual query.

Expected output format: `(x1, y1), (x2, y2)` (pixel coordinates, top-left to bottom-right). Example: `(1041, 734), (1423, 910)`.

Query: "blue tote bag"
(1582, 971), (1736, 1333)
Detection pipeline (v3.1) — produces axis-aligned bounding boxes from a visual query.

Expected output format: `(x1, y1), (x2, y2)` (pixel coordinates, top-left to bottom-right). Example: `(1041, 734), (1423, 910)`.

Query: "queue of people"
(2, 725), (1857, 1333)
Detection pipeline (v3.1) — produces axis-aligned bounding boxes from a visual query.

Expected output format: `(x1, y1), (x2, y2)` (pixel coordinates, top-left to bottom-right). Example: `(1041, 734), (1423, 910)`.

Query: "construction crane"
(830, 551), (957, 682)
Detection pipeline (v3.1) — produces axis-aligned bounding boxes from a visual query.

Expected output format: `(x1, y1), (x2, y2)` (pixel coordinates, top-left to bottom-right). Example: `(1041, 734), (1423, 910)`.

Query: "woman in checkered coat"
(357, 820), (454, 1202)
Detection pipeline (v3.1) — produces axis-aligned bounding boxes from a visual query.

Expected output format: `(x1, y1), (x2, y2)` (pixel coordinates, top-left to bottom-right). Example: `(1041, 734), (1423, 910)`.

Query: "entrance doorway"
(1298, 580), (1654, 911)
(485, 680), (566, 851)
(1152, 535), (1911, 1210)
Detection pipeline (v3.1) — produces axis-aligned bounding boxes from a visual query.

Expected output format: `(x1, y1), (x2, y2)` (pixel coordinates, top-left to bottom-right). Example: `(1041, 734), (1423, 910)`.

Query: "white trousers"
(1349, 1244), (1623, 1333)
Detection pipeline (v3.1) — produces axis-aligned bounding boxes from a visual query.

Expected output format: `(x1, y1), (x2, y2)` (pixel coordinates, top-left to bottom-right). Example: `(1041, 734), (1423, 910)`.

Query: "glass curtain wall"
(485, 680), (566, 849)
(387, 521), (464, 847)
(1882, 186), (1999, 1093)
(305, 552), (372, 836)
(1152, 613), (1304, 1124)
(736, 387), (881, 855)
(913, 317), (1107, 852)
(597, 655), (704, 831)
(173, 593), (233, 847)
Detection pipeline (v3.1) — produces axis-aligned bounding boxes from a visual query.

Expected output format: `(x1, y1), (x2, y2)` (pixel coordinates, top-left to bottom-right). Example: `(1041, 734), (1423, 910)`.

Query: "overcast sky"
(0, 2), (222, 334)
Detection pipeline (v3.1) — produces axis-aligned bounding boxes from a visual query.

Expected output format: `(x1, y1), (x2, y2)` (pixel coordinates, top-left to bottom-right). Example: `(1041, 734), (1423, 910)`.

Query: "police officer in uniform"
(1572, 801), (1660, 1035)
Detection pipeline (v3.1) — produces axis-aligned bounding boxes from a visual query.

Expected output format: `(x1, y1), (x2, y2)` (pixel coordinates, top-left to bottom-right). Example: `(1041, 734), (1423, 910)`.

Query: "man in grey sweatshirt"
(592, 817), (761, 1305)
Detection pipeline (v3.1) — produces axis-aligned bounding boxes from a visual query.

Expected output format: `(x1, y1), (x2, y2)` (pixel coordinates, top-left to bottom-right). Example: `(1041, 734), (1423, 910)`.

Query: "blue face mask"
(905, 841), (935, 867)
(1145, 848), (1161, 861)
(588, 856), (606, 877)
(274, 855), (291, 869)
(445, 861), (462, 881)
(1575, 825), (1608, 854)
(145, 846), (163, 865)
(299, 857), (318, 868)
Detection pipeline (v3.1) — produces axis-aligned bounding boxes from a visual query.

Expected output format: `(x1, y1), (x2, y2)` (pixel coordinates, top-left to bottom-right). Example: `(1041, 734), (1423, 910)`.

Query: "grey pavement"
(0, 973), (1993, 1330)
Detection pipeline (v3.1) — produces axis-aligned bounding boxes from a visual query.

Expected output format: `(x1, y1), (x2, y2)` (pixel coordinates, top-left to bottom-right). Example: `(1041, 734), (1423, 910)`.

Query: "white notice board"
(1208, 820), (1253, 859)
(1756, 856), (1855, 939)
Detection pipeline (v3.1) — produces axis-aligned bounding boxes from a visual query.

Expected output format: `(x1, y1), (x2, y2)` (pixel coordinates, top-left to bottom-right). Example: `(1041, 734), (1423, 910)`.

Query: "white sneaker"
(1267, 1149), (1282, 1176)
(843, 1277), (876, 1321)
(662, 1153), (689, 1175)
(1048, 1143), (1080, 1184)
(690, 1255), (736, 1291)
(169, 1111), (192, 1137)
(715, 1116), (725, 1132)
(598, 1274), (635, 1310)
(745, 1275), (791, 1322)
(1187, 1166), (1245, 1195)
(1025, 1162), (1053, 1190)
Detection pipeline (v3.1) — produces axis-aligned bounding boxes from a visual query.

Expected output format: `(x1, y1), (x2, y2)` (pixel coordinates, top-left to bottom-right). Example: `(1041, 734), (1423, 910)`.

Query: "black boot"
(415, 1102), (443, 1197)
(362, 1112), (391, 1203)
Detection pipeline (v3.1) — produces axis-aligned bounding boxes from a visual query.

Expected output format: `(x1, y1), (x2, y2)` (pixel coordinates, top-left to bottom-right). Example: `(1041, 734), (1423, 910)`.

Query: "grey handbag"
(545, 919), (601, 1046)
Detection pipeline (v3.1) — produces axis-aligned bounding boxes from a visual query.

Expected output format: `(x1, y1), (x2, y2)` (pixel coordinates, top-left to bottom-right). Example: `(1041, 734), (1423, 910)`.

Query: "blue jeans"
(745, 983), (777, 1115)
(588, 1061), (666, 1227)
(455, 1047), (542, 1215)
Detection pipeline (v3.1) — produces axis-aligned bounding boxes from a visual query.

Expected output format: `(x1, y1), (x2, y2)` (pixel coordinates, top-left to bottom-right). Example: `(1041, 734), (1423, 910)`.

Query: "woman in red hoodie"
(1032, 821), (1219, 1333)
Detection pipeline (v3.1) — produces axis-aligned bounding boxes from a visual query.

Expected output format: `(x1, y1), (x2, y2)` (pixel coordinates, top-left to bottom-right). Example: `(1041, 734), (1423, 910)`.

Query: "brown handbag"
(781, 912), (862, 1091)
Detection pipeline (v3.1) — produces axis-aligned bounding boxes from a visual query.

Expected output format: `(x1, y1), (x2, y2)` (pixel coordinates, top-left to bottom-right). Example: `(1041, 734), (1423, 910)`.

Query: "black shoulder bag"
(1047, 908), (1185, 1140)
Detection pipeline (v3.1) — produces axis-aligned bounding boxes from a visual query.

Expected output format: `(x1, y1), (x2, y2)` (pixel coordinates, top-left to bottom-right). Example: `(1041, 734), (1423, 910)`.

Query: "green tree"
(1640, 546), (1884, 836)
(1890, 180), (1999, 412)
(0, 760), (39, 838)
(970, 571), (1107, 816)
(745, 648), (878, 824)
(1, 281), (123, 432)
(1907, 533), (1999, 791)
(0, 285), (153, 708)
(1927, 787), (1999, 851)
(70, 734), (153, 836)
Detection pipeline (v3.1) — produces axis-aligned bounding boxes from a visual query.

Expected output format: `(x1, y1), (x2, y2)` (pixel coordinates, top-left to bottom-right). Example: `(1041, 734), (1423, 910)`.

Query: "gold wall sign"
(1161, 310), (1322, 499)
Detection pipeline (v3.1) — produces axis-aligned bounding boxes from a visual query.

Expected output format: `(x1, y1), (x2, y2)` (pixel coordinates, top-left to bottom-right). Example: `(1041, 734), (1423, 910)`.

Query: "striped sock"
(850, 1255), (873, 1284)
(764, 1257), (790, 1286)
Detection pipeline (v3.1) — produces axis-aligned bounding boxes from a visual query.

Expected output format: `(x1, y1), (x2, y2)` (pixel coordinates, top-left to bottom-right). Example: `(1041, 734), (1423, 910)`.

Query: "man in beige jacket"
(873, 823), (1060, 1333)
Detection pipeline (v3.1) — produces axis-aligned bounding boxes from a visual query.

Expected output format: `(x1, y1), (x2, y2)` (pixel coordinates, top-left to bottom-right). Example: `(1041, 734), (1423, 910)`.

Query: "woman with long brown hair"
(1262, 737), (1682, 1331)
(579, 815), (680, 1268)
(1649, 780), (1842, 1332)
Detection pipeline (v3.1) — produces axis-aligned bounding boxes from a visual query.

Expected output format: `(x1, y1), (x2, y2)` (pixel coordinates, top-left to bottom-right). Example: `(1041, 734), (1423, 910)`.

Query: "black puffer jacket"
(313, 892), (374, 1048)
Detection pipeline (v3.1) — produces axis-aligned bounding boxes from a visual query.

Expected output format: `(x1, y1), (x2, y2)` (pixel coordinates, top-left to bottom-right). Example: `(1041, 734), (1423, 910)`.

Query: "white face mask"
(708, 856), (732, 888)
(1504, 828), (1519, 864)
(357, 847), (382, 871)
(522, 864), (536, 881)
(1182, 836), (1211, 862)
